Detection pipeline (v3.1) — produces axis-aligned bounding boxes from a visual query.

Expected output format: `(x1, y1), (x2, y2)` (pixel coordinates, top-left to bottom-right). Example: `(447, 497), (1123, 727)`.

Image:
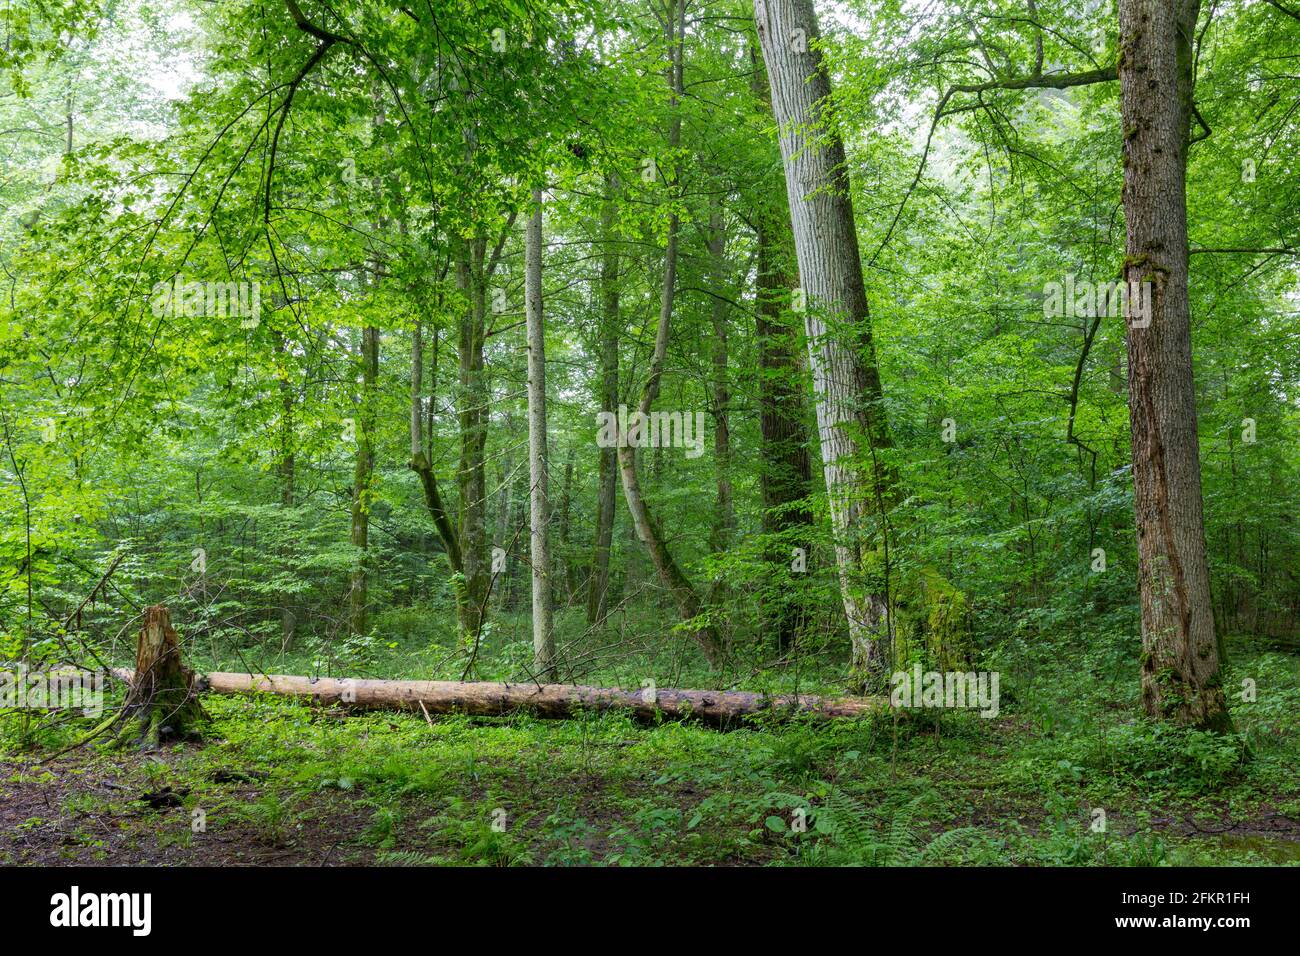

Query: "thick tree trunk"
(587, 179), (621, 626)
(754, 0), (894, 685)
(525, 188), (557, 679)
(118, 605), (205, 748)
(349, 325), (379, 636)
(116, 668), (885, 727)
(493, 415), (516, 610)
(1119, 0), (1231, 731)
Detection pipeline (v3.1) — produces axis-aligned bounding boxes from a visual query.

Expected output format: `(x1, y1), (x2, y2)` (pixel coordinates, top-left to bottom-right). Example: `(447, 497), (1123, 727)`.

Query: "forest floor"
(3, 634), (1300, 866)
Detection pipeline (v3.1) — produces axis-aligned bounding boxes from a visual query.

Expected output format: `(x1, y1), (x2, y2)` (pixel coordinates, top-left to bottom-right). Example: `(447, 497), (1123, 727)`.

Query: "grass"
(2, 621), (1298, 866)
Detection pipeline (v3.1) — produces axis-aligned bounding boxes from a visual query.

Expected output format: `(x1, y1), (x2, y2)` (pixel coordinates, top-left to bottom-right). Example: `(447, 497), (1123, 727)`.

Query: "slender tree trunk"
(617, 0), (725, 667)
(349, 325), (379, 636)
(754, 0), (894, 685)
(752, 147), (814, 649)
(558, 449), (577, 604)
(494, 415), (515, 610)
(588, 177), (621, 626)
(272, 330), (298, 650)
(526, 189), (557, 678)
(410, 317), (463, 574)
(1119, 0), (1231, 731)
(708, 204), (734, 561)
(456, 236), (492, 644)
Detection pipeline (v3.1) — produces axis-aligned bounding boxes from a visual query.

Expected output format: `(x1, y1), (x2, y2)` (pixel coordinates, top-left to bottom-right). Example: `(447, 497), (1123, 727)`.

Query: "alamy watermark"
(595, 404), (706, 459)
(0, 665), (106, 717)
(50, 886), (151, 936)
(150, 276), (261, 328)
(1043, 274), (1151, 328)
(890, 665), (1000, 718)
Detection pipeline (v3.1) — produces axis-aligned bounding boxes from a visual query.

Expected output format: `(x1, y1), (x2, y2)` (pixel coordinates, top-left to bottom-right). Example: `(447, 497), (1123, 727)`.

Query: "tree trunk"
(708, 204), (734, 561)
(526, 188), (557, 679)
(349, 324), (379, 636)
(587, 177), (621, 626)
(272, 330), (297, 650)
(119, 668), (885, 727)
(118, 605), (205, 748)
(754, 0), (894, 685)
(456, 235), (492, 645)
(410, 316), (463, 574)
(751, 139), (814, 649)
(1119, 0), (1231, 731)
(617, 0), (725, 667)
(494, 413), (516, 610)
(557, 448), (577, 604)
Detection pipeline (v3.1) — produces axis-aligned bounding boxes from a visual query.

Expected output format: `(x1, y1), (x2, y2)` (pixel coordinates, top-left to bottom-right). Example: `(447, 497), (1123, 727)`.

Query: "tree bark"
(557, 448), (577, 604)
(1119, 0), (1231, 731)
(272, 329), (298, 650)
(116, 668), (886, 727)
(410, 316), (463, 574)
(754, 0), (894, 684)
(526, 187), (557, 679)
(118, 605), (206, 748)
(456, 235), (492, 644)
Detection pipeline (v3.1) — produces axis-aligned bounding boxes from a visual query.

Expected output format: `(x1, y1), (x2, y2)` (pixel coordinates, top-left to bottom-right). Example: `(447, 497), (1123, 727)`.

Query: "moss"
(888, 566), (973, 672)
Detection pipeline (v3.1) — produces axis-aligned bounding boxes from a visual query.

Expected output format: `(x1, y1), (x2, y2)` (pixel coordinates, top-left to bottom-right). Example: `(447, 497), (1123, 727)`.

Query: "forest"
(1, 0), (1298, 876)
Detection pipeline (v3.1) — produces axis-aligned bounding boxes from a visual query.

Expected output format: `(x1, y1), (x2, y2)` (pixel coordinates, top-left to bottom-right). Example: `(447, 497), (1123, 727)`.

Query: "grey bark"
(754, 0), (894, 683)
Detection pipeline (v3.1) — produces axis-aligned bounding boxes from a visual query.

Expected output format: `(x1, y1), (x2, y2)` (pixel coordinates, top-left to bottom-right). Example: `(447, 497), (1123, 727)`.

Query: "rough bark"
(117, 605), (206, 748)
(525, 188), (557, 679)
(1119, 0), (1231, 731)
(754, 0), (894, 684)
(113, 668), (886, 727)
(557, 448), (577, 604)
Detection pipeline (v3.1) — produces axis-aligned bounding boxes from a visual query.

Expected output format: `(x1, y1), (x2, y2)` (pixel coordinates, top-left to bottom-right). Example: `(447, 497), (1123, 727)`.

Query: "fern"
(375, 850), (443, 866)
(802, 790), (984, 866)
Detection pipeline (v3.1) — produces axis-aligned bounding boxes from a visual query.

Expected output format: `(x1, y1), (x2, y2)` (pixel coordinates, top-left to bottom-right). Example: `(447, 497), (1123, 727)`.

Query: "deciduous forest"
(1, 0), (1298, 879)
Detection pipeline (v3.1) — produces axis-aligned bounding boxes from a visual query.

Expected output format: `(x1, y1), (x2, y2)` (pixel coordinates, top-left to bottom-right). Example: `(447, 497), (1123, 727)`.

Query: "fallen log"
(111, 668), (886, 727)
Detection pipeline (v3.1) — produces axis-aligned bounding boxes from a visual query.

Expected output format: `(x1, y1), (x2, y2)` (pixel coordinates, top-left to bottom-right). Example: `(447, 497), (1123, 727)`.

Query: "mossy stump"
(117, 604), (207, 749)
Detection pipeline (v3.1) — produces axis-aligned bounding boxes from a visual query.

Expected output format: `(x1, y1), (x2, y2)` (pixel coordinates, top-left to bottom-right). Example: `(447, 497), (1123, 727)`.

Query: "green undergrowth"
(3, 633), (1296, 866)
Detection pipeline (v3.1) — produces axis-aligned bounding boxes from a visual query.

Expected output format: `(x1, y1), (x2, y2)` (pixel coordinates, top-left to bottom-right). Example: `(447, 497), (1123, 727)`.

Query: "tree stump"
(118, 605), (206, 749)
